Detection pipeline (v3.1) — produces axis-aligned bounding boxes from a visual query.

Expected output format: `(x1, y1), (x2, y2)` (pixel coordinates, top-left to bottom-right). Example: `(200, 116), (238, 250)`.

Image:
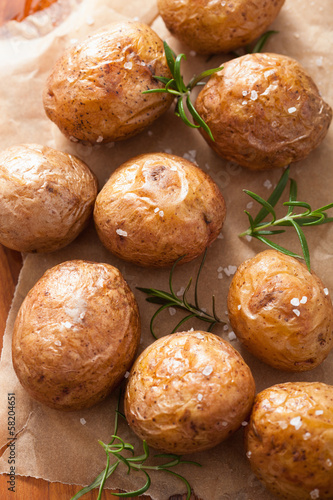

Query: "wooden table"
(0, 247), (197, 499)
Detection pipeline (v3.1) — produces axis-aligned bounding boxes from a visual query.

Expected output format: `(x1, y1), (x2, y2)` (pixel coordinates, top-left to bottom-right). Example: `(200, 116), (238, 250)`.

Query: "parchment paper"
(0, 0), (332, 499)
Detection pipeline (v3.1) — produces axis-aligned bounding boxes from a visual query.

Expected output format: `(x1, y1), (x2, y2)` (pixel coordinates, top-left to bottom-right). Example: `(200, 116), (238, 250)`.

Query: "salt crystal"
(245, 235), (252, 242)
(196, 332), (205, 340)
(223, 324), (229, 331)
(288, 107), (297, 114)
(246, 201), (253, 209)
(217, 266), (223, 273)
(242, 90), (248, 96)
(62, 321), (72, 329)
(242, 101), (247, 105)
(96, 135), (103, 143)
(222, 421), (228, 426)
(217, 232), (224, 239)
(169, 307), (176, 316)
(224, 265), (237, 277)
(303, 432), (311, 440)
(124, 62), (133, 70)
(218, 273), (223, 279)
(124, 371), (130, 379)
(315, 410), (324, 416)
(310, 489), (320, 499)
(241, 421), (248, 426)
(197, 393), (203, 401)
(326, 459), (332, 467)
(177, 287), (185, 297)
(300, 296), (308, 304)
(324, 288), (329, 295)
(54, 340), (62, 346)
(246, 451), (252, 458)
(154, 207), (160, 213)
(159, 210), (164, 217)
(291, 298), (300, 306)
(203, 365), (213, 376)
(250, 90), (258, 100)
(80, 418), (87, 425)
(116, 229), (127, 237)
(263, 179), (272, 189)
(237, 305), (242, 310)
(228, 331), (237, 341)
(293, 309), (300, 316)
(290, 416), (302, 430)
(86, 16), (94, 26)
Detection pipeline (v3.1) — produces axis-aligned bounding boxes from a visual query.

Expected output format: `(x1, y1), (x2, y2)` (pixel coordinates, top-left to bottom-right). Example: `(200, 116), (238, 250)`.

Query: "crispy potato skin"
(195, 53), (332, 170)
(94, 152), (226, 267)
(12, 260), (141, 411)
(0, 143), (98, 253)
(43, 21), (173, 144)
(124, 331), (255, 454)
(227, 250), (333, 371)
(245, 382), (333, 499)
(158, 0), (285, 54)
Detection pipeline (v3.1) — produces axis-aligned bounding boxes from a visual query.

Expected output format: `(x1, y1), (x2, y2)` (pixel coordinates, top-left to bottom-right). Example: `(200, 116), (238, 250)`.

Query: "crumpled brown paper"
(0, 0), (332, 499)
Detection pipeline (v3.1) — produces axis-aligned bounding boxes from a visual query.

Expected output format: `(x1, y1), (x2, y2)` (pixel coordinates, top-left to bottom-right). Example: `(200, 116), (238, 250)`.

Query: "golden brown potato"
(94, 152), (226, 267)
(0, 143), (98, 253)
(195, 53), (332, 170)
(245, 382), (333, 499)
(43, 21), (173, 144)
(227, 250), (333, 371)
(12, 260), (140, 411)
(158, 0), (285, 54)
(124, 331), (255, 454)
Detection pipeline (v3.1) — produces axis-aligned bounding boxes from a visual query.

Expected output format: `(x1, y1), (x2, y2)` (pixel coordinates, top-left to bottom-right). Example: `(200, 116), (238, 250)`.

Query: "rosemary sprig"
(71, 390), (200, 500)
(239, 166), (333, 271)
(137, 249), (226, 339)
(143, 41), (221, 141)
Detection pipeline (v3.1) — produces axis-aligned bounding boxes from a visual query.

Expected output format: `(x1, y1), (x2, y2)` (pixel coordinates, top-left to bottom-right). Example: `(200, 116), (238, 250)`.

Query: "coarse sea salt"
(310, 489), (320, 500)
(293, 309), (300, 317)
(250, 90), (258, 100)
(300, 296), (308, 304)
(124, 61), (133, 70)
(228, 331), (237, 341)
(315, 410), (324, 416)
(197, 393), (203, 401)
(169, 307), (176, 316)
(290, 416), (302, 430)
(80, 418), (87, 425)
(203, 365), (213, 376)
(288, 107), (297, 114)
(291, 297), (300, 306)
(324, 288), (329, 295)
(116, 228), (127, 237)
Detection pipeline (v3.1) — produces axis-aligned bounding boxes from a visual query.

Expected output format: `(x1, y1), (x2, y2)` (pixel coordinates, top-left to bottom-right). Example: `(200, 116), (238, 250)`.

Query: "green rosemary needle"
(143, 41), (221, 141)
(137, 249), (226, 339)
(239, 166), (333, 271)
(71, 389), (200, 500)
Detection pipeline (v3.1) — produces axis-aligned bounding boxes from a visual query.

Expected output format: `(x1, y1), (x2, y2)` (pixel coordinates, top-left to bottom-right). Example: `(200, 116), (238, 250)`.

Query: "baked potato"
(124, 330), (256, 454)
(0, 143), (98, 253)
(12, 260), (141, 411)
(195, 53), (332, 170)
(43, 21), (174, 144)
(245, 381), (333, 499)
(158, 0), (285, 54)
(94, 152), (226, 267)
(227, 250), (333, 371)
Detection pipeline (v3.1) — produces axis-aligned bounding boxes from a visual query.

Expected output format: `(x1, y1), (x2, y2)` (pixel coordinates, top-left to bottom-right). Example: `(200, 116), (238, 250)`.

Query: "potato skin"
(245, 382), (333, 499)
(43, 21), (173, 144)
(12, 260), (141, 411)
(158, 0), (285, 54)
(94, 152), (226, 267)
(124, 331), (255, 454)
(0, 143), (98, 253)
(227, 250), (333, 371)
(195, 53), (332, 170)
